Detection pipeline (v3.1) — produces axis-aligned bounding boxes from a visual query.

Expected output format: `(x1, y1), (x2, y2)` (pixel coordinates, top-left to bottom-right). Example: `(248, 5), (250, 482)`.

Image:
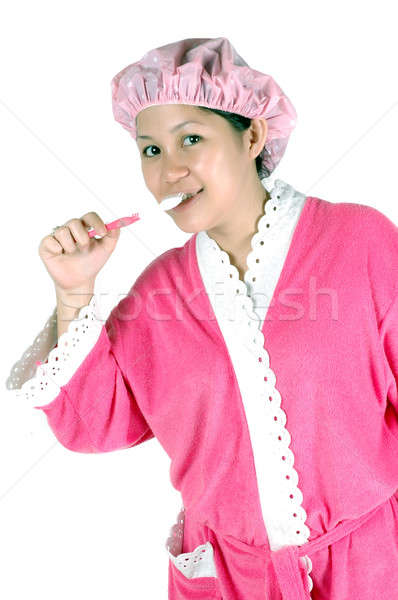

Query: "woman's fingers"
(39, 234), (65, 256)
(49, 213), (109, 254)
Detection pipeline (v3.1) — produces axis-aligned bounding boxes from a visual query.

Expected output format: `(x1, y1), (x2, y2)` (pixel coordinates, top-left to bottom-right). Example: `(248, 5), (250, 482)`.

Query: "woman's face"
(135, 104), (267, 235)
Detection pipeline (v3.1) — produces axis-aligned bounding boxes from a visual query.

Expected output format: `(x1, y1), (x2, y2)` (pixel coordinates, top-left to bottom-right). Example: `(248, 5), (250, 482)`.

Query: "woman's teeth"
(183, 189), (202, 200)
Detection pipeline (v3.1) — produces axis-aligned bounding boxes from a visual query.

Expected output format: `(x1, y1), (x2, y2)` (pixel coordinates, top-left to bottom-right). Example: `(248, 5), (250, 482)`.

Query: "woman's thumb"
(106, 227), (121, 239)
(98, 226), (121, 249)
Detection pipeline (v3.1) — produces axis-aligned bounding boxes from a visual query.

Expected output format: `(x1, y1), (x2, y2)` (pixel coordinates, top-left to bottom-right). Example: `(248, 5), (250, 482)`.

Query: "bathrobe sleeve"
(380, 291), (398, 410)
(8, 293), (154, 454)
(367, 205), (398, 411)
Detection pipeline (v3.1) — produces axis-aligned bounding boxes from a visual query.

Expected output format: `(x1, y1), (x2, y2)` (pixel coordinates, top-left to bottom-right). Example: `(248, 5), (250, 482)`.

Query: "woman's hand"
(38, 212), (121, 293)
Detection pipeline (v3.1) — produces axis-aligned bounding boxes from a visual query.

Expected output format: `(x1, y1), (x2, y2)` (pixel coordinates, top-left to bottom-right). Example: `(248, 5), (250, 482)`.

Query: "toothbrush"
(87, 193), (185, 238)
(88, 214), (140, 238)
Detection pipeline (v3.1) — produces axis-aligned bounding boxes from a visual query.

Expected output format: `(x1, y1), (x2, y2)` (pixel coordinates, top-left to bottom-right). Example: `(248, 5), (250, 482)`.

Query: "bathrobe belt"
(216, 496), (388, 599)
(271, 499), (386, 598)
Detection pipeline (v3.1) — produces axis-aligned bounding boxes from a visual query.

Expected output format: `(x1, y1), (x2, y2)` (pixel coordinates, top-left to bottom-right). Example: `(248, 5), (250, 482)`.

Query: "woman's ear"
(247, 118), (268, 159)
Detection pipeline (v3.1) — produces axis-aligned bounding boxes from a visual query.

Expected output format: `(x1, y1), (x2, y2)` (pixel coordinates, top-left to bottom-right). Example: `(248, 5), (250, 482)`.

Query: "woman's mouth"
(172, 188), (204, 212)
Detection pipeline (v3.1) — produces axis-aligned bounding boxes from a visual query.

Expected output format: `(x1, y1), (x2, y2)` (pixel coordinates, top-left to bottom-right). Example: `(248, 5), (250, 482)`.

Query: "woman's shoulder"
(121, 237), (194, 304)
(106, 241), (191, 334)
(308, 194), (398, 253)
(137, 240), (191, 281)
(314, 194), (397, 234)
(307, 194), (398, 316)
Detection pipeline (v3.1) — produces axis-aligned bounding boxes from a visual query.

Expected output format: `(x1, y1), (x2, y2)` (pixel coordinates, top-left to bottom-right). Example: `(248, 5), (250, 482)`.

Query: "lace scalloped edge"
(5, 305), (58, 391)
(165, 505), (218, 579)
(201, 180), (313, 578)
(16, 294), (104, 405)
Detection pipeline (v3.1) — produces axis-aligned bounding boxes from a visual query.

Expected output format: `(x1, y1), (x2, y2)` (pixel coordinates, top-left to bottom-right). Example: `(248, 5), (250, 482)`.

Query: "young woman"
(7, 37), (398, 599)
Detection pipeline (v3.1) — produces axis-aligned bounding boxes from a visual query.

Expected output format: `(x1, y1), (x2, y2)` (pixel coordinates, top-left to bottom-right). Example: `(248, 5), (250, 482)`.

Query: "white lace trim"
(196, 178), (313, 594)
(6, 305), (58, 391)
(199, 178), (307, 330)
(300, 554), (314, 592)
(14, 295), (104, 409)
(165, 505), (218, 579)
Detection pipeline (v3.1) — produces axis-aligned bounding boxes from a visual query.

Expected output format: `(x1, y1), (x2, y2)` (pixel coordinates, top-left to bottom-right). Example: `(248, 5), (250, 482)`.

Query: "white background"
(1, 1), (397, 598)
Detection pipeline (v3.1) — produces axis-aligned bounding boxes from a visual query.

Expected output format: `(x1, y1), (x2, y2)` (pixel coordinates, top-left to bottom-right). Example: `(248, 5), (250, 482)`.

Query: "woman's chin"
(173, 221), (204, 234)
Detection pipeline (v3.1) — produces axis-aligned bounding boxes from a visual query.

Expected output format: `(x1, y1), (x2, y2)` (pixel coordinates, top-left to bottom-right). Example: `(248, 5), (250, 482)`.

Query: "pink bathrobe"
(12, 179), (398, 599)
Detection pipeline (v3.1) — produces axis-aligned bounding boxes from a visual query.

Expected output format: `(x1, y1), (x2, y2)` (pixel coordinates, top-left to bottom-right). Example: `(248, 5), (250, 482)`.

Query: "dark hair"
(197, 106), (270, 180)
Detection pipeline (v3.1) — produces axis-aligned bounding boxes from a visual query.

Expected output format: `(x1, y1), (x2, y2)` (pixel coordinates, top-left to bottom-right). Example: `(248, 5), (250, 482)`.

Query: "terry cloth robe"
(7, 178), (398, 600)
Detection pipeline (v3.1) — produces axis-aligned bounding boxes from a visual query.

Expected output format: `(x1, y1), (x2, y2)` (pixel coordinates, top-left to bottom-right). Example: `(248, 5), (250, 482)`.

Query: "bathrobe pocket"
(166, 506), (222, 599)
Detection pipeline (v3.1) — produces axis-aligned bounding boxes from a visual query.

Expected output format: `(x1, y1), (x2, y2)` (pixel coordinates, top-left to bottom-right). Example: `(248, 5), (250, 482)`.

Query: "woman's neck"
(206, 187), (271, 278)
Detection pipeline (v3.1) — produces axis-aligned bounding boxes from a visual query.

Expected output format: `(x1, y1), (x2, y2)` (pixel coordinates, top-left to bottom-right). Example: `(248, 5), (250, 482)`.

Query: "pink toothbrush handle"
(88, 214), (140, 238)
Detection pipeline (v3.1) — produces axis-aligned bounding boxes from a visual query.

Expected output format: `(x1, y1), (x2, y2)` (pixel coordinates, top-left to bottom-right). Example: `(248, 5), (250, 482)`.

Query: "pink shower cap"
(111, 37), (297, 176)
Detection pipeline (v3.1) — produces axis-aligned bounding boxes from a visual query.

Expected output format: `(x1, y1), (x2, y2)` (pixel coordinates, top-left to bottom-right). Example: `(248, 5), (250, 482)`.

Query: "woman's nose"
(163, 161), (190, 181)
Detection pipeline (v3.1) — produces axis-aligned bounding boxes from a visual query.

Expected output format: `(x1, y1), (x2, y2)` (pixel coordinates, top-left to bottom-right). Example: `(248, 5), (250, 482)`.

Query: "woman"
(6, 37), (398, 599)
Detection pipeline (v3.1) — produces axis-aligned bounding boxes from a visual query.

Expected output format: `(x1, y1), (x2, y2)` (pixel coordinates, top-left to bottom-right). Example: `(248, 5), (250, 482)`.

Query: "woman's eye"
(182, 134), (201, 146)
(142, 134), (201, 157)
(142, 145), (160, 158)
